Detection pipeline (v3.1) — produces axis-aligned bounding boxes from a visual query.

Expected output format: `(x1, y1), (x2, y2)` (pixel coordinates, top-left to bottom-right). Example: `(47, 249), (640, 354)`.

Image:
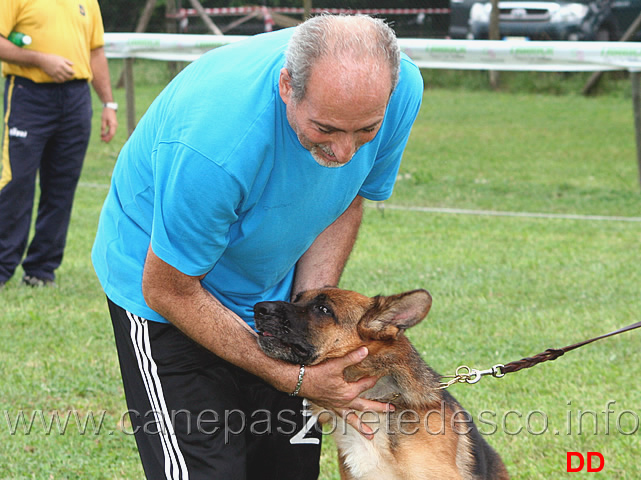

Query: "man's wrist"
(103, 101), (118, 111)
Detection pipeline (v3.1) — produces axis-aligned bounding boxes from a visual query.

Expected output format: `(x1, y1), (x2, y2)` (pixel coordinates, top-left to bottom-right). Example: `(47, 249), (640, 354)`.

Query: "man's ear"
(279, 67), (293, 105)
(359, 289), (432, 340)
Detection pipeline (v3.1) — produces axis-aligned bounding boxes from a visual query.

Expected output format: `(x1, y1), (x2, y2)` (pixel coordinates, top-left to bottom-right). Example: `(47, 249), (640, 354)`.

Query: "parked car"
(450, 0), (481, 37)
(450, 0), (641, 40)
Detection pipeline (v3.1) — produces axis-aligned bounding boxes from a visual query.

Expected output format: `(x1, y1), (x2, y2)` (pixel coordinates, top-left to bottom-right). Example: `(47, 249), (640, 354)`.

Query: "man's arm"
(142, 239), (388, 438)
(292, 195), (364, 296)
(142, 246), (292, 390)
(90, 46), (117, 143)
(289, 194), (395, 433)
(0, 35), (74, 82)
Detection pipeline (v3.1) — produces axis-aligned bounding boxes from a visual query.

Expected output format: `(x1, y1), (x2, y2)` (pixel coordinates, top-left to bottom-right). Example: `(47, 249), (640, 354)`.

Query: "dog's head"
(254, 287), (432, 365)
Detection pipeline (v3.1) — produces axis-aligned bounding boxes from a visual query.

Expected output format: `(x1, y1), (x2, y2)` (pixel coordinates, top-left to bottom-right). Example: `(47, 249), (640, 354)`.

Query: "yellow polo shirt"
(1, 0), (105, 83)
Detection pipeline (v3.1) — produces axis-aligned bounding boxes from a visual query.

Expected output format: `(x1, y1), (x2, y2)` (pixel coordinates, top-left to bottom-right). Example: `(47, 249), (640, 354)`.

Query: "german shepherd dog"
(254, 288), (509, 480)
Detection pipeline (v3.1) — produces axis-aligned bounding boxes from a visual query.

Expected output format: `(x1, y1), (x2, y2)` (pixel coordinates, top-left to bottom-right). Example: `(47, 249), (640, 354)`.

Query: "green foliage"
(0, 60), (639, 478)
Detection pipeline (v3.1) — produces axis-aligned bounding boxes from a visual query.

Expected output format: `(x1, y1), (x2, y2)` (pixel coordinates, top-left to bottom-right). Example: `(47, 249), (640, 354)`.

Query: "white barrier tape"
(401, 39), (641, 72)
(103, 33), (641, 72)
(103, 33), (247, 61)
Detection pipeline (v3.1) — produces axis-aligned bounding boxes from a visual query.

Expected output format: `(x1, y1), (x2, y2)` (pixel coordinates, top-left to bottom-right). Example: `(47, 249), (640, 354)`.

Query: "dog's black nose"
(253, 302), (274, 316)
(254, 300), (293, 319)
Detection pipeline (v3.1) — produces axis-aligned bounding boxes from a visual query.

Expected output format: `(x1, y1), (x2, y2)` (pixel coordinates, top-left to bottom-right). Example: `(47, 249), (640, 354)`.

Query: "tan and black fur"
(254, 288), (509, 480)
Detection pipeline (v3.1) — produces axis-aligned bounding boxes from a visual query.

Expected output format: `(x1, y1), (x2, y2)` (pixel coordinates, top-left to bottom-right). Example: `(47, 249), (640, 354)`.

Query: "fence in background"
(104, 34), (641, 185)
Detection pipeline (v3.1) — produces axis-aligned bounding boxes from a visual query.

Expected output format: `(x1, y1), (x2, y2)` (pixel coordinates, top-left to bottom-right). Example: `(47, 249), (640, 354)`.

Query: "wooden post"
(166, 0), (177, 33)
(124, 57), (136, 137)
(137, 0), (159, 32)
(188, 0), (223, 35)
(165, 0), (179, 79)
(116, 0), (158, 88)
(631, 71), (641, 187)
(488, 0), (500, 89)
(303, 0), (312, 21)
(269, 11), (302, 28)
(221, 11), (261, 34)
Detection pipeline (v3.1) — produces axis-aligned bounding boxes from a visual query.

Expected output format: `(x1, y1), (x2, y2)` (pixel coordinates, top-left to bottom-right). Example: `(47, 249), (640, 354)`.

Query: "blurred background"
(99, 0), (452, 38)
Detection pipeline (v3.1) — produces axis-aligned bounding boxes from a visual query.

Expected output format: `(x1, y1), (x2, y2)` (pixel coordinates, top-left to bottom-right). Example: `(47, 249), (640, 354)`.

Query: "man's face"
(279, 59), (391, 167)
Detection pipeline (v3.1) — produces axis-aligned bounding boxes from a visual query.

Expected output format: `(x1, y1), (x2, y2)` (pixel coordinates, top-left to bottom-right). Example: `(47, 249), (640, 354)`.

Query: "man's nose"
(331, 134), (358, 164)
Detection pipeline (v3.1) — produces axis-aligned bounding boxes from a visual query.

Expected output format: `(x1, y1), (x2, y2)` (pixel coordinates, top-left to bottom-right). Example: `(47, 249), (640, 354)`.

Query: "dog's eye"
(316, 305), (332, 316)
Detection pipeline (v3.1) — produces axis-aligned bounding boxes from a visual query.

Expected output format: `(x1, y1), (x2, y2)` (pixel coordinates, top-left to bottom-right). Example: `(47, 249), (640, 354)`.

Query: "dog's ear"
(359, 289), (432, 340)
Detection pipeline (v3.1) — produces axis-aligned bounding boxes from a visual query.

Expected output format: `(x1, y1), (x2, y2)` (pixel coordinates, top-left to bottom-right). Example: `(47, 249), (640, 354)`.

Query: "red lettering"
(567, 452), (584, 472)
(587, 452), (604, 472)
(567, 452), (605, 473)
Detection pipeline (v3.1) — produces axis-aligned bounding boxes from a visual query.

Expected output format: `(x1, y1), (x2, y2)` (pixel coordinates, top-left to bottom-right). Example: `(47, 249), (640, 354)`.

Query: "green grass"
(1, 61), (640, 479)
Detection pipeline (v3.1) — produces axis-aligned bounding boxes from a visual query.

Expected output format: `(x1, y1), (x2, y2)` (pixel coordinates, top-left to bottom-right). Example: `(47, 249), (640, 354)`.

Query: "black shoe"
(22, 275), (56, 288)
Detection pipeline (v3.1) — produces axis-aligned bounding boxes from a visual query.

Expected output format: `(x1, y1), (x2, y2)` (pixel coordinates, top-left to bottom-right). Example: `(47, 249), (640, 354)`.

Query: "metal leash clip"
(439, 364), (505, 389)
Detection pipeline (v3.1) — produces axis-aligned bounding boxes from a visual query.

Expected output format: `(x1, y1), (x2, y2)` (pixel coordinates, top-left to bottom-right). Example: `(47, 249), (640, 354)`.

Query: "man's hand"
(298, 346), (393, 439)
(100, 107), (118, 143)
(0, 37), (74, 82)
(39, 53), (74, 83)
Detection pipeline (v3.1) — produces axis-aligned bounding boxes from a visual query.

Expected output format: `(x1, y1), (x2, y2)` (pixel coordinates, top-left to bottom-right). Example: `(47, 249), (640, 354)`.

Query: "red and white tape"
(168, 7), (450, 18)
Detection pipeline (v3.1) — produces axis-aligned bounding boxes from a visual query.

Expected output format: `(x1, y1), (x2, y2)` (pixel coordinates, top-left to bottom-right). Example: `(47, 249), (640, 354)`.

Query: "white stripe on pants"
(127, 311), (190, 480)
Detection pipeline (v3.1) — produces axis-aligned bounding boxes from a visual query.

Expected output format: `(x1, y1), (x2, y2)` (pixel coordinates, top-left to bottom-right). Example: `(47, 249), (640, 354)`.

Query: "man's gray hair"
(284, 14), (401, 103)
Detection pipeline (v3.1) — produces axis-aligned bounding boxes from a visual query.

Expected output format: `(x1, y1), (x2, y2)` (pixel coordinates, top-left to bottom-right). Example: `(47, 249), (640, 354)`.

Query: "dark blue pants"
(0, 76), (92, 282)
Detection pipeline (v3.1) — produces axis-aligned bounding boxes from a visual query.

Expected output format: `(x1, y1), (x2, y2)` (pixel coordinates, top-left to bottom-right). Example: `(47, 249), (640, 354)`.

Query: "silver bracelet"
(289, 365), (306, 396)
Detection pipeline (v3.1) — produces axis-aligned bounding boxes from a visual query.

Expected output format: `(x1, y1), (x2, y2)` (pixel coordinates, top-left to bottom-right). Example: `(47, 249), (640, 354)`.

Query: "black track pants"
(107, 298), (323, 480)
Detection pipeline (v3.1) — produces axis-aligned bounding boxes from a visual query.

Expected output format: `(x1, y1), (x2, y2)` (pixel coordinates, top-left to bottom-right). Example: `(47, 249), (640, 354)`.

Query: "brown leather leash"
(439, 320), (641, 389)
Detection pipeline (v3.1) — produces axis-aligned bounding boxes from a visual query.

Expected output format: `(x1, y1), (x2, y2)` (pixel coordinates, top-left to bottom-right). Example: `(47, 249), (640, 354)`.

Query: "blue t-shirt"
(92, 28), (423, 328)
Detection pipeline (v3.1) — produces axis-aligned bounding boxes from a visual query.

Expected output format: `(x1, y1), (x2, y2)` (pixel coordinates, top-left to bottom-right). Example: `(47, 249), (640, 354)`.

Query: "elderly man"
(92, 14), (423, 479)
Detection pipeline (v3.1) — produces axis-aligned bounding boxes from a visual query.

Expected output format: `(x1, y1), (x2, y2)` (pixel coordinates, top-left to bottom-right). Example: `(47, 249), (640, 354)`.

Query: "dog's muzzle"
(253, 301), (317, 364)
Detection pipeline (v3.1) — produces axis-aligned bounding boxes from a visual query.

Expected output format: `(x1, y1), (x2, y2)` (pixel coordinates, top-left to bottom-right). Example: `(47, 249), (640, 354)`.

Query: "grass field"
(1, 60), (639, 479)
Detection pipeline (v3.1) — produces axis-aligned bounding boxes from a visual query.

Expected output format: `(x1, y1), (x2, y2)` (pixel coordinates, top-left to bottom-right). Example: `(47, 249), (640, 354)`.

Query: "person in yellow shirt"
(0, 0), (117, 288)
